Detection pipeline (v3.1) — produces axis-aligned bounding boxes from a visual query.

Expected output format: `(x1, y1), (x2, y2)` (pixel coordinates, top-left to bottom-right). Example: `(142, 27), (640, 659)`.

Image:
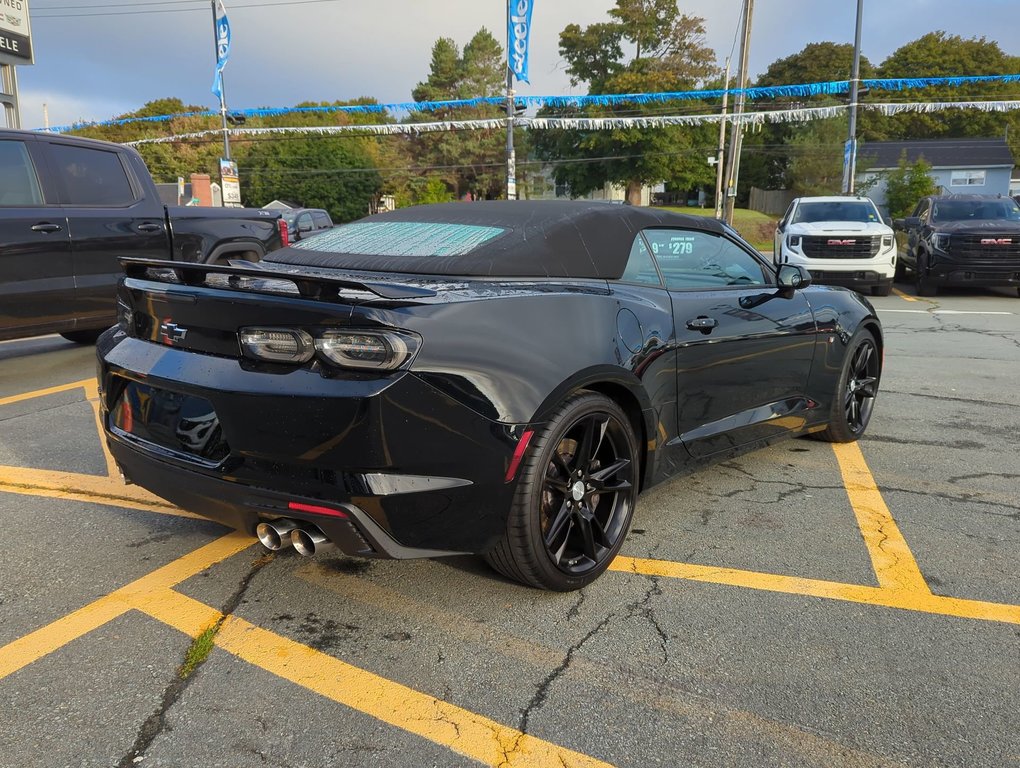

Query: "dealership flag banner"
(508, 0), (533, 84)
(211, 0), (231, 100)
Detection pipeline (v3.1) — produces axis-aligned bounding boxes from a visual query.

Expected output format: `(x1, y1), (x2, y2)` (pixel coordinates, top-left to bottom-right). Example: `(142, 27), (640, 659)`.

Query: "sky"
(7, 0), (1020, 131)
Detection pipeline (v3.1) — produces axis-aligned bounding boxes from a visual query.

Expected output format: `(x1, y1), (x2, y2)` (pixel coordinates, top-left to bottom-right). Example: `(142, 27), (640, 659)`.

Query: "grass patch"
(180, 623), (219, 679)
(656, 205), (777, 252)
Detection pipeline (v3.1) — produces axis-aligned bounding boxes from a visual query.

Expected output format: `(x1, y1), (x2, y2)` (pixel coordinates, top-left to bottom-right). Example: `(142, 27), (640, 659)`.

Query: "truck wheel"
(894, 259), (906, 282)
(915, 254), (937, 297)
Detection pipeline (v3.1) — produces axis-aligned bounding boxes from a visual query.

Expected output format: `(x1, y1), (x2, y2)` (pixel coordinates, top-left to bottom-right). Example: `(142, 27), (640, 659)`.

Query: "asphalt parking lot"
(1, 284), (1018, 768)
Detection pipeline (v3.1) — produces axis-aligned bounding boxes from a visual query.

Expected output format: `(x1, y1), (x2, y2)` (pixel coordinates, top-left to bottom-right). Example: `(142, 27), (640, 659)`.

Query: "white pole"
(714, 58), (731, 220)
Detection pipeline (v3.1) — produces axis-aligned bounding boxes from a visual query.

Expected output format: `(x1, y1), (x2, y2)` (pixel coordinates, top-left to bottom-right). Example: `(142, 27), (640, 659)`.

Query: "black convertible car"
(97, 201), (882, 590)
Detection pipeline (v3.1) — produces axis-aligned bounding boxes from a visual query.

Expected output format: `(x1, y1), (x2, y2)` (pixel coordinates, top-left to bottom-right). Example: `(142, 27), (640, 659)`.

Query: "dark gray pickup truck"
(1, 129), (286, 343)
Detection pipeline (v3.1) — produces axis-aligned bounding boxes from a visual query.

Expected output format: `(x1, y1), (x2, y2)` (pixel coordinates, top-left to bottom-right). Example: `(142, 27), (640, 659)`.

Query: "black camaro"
(97, 201), (882, 590)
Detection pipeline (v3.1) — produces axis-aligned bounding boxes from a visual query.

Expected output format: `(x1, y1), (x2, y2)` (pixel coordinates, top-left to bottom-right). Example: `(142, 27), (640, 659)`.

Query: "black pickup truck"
(894, 194), (1020, 297)
(1, 129), (287, 343)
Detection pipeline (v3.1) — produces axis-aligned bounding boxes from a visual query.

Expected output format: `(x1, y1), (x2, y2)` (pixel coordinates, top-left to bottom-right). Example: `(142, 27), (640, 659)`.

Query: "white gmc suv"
(774, 196), (897, 297)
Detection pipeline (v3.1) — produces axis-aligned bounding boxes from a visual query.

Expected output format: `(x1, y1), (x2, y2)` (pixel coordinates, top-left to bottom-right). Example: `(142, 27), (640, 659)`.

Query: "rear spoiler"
(119, 257), (437, 301)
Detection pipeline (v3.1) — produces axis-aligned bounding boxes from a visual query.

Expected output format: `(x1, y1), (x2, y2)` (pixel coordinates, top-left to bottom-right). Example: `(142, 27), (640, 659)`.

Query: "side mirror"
(896, 216), (920, 230)
(777, 264), (812, 291)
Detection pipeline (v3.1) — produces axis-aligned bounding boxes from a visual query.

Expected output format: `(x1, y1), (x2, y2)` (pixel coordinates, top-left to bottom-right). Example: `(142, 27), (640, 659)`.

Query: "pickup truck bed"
(0, 129), (285, 342)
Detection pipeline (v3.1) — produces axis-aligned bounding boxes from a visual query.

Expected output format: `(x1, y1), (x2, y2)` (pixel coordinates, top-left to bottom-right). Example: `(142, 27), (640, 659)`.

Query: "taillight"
(239, 328), (314, 362)
(238, 326), (421, 371)
(314, 330), (420, 371)
(278, 218), (290, 247)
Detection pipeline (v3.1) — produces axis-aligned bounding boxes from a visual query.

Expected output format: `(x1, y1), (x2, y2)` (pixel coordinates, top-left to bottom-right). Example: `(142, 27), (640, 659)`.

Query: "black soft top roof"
(266, 200), (725, 279)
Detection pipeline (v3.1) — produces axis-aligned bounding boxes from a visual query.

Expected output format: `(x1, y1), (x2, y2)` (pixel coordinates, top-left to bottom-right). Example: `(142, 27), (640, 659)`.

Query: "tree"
(861, 32), (1020, 149)
(534, 1), (719, 204)
(740, 43), (875, 198)
(409, 28), (510, 201)
(882, 154), (938, 219)
(787, 117), (848, 196)
(240, 135), (381, 223)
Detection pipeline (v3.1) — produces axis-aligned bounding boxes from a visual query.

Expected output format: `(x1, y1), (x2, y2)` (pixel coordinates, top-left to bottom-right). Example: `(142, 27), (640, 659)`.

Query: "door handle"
(31, 223), (62, 233)
(137, 222), (163, 233)
(686, 316), (718, 333)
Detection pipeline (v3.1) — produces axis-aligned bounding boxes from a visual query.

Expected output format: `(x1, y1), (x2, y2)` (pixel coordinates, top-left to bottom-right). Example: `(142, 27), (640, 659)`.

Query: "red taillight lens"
(505, 429), (534, 483)
(288, 501), (348, 518)
(278, 218), (290, 247)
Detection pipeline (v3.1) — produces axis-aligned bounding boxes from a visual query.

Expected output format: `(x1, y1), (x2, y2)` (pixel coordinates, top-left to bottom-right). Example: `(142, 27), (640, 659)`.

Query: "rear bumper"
(98, 332), (523, 556)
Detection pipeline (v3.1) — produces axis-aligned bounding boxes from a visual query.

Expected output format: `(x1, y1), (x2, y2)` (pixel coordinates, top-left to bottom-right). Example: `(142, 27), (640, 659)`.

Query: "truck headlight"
(787, 235), (802, 249)
(881, 235), (894, 248)
(932, 233), (951, 252)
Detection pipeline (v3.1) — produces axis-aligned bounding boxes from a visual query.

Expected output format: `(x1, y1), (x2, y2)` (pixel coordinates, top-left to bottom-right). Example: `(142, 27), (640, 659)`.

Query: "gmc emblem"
(159, 320), (188, 345)
(827, 239), (856, 246)
(980, 238), (1012, 245)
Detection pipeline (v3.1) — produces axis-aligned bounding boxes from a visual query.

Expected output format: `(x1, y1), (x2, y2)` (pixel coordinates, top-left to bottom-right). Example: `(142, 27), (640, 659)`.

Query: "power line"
(32, 0), (346, 18)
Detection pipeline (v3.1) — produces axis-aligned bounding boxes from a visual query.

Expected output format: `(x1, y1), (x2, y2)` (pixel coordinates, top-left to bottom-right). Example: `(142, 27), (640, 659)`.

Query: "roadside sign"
(0, 0), (34, 66)
(219, 158), (241, 207)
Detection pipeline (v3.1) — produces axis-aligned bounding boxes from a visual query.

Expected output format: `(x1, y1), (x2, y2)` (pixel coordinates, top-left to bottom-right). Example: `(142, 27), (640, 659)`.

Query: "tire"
(915, 253), (938, 297)
(811, 329), (881, 443)
(60, 329), (104, 345)
(871, 283), (892, 297)
(485, 391), (639, 591)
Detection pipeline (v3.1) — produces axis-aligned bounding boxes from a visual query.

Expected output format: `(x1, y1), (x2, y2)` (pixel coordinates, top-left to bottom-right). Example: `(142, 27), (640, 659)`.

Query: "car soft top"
(265, 200), (724, 279)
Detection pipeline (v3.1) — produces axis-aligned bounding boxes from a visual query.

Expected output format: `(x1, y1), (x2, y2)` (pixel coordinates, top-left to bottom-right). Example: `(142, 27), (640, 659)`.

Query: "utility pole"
(723, 0), (754, 226)
(843, 0), (864, 194)
(714, 58), (731, 220)
(212, 0), (230, 159)
(505, 0), (517, 200)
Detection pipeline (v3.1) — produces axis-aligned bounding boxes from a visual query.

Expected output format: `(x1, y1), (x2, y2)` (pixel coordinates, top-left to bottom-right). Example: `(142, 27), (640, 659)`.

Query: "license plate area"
(110, 380), (230, 465)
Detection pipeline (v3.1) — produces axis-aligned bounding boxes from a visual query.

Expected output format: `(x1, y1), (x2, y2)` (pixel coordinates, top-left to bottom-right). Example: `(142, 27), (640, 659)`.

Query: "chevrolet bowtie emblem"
(159, 320), (188, 345)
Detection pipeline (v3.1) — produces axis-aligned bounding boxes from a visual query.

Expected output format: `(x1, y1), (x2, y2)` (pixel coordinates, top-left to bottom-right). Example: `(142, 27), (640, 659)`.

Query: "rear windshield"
(931, 199), (1020, 222)
(792, 201), (880, 224)
(293, 221), (506, 257)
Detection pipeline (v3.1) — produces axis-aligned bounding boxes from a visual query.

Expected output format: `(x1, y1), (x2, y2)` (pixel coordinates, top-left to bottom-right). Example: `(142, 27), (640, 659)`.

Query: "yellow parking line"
(0, 532), (253, 680)
(130, 586), (613, 767)
(609, 557), (1020, 626)
(82, 379), (120, 478)
(0, 465), (194, 518)
(891, 287), (917, 302)
(0, 379), (93, 407)
(0, 595), (130, 679)
(831, 442), (929, 593)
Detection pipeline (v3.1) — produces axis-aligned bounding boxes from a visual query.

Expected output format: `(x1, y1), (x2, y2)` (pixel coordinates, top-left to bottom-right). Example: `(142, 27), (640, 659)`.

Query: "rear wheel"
(812, 329), (880, 443)
(485, 392), (639, 591)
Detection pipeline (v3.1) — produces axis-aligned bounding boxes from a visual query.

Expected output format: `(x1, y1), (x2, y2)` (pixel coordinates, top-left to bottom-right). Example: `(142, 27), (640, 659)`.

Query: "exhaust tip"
(291, 526), (334, 557)
(256, 519), (298, 551)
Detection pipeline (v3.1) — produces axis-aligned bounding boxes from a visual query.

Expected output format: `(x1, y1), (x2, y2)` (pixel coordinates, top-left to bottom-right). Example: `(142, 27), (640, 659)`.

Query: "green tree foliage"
(409, 28), (511, 201)
(882, 154), (938, 219)
(535, 0), (719, 203)
(741, 43), (874, 198)
(239, 135), (381, 223)
(861, 32), (1020, 149)
(787, 117), (850, 196)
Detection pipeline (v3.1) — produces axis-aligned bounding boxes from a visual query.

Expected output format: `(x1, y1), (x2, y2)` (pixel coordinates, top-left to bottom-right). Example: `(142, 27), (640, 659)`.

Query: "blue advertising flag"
(211, 0), (231, 100)
(507, 0), (534, 84)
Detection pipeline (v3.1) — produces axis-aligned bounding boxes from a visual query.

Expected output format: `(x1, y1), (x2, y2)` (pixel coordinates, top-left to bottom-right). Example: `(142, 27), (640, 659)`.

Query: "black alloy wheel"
(813, 329), (880, 443)
(485, 392), (639, 591)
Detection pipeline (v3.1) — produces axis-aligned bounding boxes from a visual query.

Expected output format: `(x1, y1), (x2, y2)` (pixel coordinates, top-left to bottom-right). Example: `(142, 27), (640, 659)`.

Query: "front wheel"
(812, 329), (881, 443)
(485, 392), (639, 591)
(871, 283), (892, 297)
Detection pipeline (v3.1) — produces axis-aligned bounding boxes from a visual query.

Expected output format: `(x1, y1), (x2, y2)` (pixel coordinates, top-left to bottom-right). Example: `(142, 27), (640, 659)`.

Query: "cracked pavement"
(1, 284), (1019, 768)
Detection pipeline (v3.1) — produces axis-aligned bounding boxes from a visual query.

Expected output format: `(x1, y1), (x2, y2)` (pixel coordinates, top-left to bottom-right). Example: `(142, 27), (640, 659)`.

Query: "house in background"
(858, 138), (1014, 210)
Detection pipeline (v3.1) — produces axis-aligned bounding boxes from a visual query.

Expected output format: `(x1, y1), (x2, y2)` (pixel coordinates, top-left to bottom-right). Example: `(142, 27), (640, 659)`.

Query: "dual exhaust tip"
(256, 519), (333, 557)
